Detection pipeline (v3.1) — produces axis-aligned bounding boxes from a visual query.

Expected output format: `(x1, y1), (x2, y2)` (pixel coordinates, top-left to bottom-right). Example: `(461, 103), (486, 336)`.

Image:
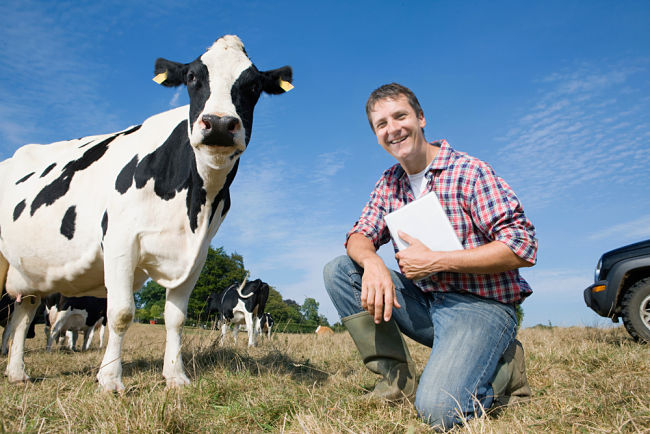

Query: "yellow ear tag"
(279, 79), (294, 92)
(153, 71), (168, 84)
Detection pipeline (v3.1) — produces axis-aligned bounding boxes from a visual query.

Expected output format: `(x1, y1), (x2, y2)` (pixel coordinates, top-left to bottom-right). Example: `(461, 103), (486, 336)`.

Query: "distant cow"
(46, 295), (107, 351)
(206, 278), (270, 347)
(257, 312), (274, 340)
(315, 325), (334, 336)
(0, 35), (292, 391)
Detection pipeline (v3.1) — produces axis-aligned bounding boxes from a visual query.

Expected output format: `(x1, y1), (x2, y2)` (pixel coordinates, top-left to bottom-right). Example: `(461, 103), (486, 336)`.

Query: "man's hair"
(365, 83), (424, 130)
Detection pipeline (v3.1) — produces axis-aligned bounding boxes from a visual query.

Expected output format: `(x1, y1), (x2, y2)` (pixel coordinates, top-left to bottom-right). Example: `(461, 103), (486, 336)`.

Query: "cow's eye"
(187, 72), (196, 83)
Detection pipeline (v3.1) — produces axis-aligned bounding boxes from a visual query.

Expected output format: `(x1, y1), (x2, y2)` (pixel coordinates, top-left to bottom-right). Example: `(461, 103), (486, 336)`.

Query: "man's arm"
(347, 232), (401, 324)
(395, 231), (533, 281)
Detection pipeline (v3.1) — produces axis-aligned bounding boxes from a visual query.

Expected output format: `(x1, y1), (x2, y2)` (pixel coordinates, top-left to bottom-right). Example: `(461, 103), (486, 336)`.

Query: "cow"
(46, 295), (107, 351)
(256, 312), (274, 340)
(0, 35), (292, 391)
(206, 277), (270, 347)
(315, 325), (334, 336)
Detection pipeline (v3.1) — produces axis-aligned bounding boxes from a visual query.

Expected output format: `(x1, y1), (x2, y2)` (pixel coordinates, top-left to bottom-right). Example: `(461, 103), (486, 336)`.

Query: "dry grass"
(0, 324), (648, 433)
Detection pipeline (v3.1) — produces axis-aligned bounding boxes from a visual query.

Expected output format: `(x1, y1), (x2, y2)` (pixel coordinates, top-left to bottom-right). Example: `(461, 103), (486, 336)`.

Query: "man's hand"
(395, 231), (441, 280)
(360, 257), (401, 323)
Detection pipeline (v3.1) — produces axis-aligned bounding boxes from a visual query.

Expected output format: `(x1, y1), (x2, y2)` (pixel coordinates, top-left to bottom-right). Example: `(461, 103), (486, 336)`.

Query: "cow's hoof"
(97, 373), (125, 393)
(7, 369), (30, 383)
(165, 374), (191, 388)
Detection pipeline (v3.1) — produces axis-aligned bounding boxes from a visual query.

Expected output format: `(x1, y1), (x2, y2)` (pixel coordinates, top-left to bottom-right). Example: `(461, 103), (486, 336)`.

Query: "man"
(323, 83), (537, 429)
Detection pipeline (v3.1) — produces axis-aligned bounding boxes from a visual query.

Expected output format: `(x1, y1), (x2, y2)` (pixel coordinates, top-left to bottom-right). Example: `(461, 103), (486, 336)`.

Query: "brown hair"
(365, 83), (424, 130)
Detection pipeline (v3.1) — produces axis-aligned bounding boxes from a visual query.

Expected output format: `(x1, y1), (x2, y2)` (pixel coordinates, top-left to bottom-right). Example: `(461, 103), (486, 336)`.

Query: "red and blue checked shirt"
(346, 140), (537, 304)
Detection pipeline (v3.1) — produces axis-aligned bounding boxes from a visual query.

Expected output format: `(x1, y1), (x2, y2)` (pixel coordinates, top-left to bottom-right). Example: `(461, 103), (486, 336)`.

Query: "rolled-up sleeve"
(345, 177), (392, 251)
(469, 163), (538, 264)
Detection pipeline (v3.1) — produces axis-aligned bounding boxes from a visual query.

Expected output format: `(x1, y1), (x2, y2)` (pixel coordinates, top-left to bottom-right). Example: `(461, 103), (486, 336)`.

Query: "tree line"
(134, 246), (334, 332)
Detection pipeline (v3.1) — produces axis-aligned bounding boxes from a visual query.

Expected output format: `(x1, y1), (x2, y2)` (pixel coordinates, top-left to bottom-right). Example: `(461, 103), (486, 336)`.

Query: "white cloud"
(588, 215), (650, 241)
(494, 60), (650, 209)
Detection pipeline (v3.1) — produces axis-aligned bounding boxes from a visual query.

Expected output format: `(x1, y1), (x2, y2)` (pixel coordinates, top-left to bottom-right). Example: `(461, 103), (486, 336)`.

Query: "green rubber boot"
(343, 311), (417, 402)
(491, 338), (532, 408)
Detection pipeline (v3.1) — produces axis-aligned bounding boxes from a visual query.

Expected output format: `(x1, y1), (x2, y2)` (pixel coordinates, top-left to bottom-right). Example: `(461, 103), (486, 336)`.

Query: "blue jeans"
(323, 255), (517, 430)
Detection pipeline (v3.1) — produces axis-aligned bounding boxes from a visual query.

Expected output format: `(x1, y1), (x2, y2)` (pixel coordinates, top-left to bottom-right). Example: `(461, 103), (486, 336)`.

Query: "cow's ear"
(261, 66), (293, 94)
(153, 58), (188, 87)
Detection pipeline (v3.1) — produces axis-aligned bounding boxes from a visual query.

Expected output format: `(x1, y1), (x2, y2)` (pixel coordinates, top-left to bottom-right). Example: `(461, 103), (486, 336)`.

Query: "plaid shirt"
(346, 140), (537, 304)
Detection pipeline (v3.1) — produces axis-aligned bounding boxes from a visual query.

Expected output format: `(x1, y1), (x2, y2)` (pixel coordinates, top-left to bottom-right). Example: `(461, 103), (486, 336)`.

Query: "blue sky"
(1, 0), (648, 328)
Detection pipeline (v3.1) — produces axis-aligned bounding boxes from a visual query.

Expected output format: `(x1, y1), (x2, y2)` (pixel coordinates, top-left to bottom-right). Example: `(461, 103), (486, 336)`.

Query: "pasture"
(1, 324), (647, 433)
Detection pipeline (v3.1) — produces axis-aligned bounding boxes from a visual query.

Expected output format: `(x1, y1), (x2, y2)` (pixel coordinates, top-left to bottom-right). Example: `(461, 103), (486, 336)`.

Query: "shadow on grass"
(123, 346), (330, 386)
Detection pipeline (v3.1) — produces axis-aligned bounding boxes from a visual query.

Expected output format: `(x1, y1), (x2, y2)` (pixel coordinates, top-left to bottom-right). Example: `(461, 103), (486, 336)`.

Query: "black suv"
(584, 239), (650, 342)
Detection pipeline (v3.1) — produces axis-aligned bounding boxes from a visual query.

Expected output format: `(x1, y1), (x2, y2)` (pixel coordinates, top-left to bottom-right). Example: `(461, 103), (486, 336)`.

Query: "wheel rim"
(641, 294), (650, 329)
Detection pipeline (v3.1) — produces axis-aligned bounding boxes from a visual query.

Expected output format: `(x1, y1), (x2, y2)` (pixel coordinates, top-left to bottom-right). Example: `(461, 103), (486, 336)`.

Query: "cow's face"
(153, 35), (292, 166)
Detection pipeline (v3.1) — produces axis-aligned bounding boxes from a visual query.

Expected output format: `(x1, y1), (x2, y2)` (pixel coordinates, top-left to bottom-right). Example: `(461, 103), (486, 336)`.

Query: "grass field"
(1, 323), (648, 433)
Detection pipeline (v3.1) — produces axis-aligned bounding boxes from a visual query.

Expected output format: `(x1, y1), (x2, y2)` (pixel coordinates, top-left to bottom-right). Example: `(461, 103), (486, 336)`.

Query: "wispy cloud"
(494, 59), (650, 209)
(588, 215), (650, 241)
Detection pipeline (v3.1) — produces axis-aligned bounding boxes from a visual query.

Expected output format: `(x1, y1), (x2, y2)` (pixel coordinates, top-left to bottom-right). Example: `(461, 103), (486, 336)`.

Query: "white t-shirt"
(407, 162), (432, 199)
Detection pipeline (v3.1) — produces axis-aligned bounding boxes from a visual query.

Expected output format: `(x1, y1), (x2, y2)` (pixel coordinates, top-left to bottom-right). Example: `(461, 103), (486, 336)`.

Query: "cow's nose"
(200, 115), (241, 146)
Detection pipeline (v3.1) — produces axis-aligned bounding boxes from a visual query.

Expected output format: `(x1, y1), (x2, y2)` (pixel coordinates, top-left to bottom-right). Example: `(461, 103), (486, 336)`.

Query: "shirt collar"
(395, 139), (452, 180)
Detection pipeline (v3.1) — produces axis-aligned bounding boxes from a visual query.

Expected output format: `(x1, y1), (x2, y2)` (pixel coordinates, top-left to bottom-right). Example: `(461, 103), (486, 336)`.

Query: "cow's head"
(153, 35), (292, 164)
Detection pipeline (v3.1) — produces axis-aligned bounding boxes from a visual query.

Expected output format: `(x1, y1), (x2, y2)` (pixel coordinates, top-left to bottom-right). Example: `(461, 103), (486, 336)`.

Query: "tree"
(300, 298), (320, 324)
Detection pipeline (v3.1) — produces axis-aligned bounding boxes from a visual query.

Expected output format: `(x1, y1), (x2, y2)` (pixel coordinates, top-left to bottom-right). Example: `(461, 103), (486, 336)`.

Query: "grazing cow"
(257, 312), (274, 340)
(0, 35), (292, 391)
(206, 278), (270, 347)
(315, 325), (334, 336)
(46, 296), (107, 351)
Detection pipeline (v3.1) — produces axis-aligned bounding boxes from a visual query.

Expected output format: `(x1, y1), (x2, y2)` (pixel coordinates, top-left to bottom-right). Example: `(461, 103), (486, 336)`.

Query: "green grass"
(1, 323), (648, 432)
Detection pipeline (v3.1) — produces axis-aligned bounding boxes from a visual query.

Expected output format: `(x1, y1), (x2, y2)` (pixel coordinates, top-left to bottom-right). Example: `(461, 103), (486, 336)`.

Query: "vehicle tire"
(621, 278), (650, 343)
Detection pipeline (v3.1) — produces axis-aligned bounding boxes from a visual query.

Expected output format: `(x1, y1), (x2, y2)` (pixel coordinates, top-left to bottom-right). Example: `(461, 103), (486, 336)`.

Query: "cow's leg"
(220, 321), (227, 345)
(162, 283), (193, 387)
(82, 327), (92, 351)
(98, 323), (105, 348)
(1, 326), (11, 355)
(97, 255), (136, 392)
(47, 311), (67, 352)
(5, 294), (40, 382)
(232, 324), (240, 344)
(66, 330), (77, 350)
(244, 312), (257, 347)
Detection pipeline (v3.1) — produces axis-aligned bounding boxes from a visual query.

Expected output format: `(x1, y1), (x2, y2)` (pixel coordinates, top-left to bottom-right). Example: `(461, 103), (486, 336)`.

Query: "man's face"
(369, 95), (427, 164)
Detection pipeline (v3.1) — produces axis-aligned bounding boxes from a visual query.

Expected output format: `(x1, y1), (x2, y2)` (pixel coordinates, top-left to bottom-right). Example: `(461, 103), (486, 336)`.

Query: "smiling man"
(323, 83), (538, 430)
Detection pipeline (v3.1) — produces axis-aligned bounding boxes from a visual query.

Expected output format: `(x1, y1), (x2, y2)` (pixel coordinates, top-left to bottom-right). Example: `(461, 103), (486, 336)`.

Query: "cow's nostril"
(200, 116), (213, 131)
(226, 118), (240, 132)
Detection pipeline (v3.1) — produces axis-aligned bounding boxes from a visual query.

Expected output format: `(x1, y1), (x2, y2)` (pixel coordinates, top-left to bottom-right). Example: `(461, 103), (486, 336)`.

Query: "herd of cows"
(0, 35), (293, 391)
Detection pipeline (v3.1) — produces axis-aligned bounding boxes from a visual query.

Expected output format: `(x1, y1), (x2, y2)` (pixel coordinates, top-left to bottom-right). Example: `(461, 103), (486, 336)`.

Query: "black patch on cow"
(40, 163), (57, 178)
(187, 61), (211, 131)
(15, 172), (35, 185)
(60, 206), (76, 240)
(31, 135), (116, 216)
(122, 125), (142, 136)
(230, 66), (264, 145)
(115, 121), (206, 232)
(209, 160), (239, 223)
(115, 156), (139, 194)
(13, 200), (26, 221)
(101, 210), (108, 239)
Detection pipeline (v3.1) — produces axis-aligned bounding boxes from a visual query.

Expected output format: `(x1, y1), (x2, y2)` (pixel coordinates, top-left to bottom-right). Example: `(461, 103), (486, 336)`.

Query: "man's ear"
(260, 66), (293, 94)
(153, 58), (188, 87)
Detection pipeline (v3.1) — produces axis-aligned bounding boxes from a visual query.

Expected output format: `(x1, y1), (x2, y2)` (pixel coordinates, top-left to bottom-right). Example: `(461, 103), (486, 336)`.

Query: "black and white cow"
(206, 278), (270, 347)
(46, 295), (107, 351)
(256, 312), (274, 340)
(0, 35), (292, 391)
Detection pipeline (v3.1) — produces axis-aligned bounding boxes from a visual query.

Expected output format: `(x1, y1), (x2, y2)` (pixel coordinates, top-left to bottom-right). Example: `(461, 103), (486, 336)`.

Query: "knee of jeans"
(323, 256), (352, 286)
(415, 390), (464, 430)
